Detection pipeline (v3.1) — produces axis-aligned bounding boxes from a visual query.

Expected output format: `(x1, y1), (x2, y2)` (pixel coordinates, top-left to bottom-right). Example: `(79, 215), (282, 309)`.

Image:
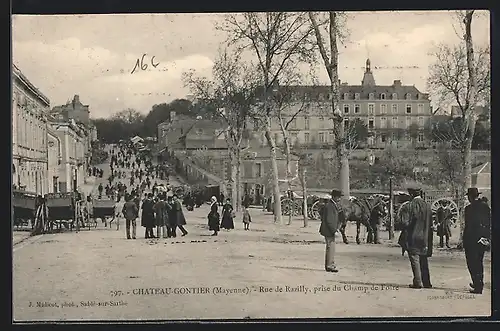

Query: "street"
(13, 204), (491, 321)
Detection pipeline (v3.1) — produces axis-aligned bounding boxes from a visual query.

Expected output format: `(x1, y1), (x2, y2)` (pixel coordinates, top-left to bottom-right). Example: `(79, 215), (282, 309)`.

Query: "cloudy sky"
(12, 11), (489, 118)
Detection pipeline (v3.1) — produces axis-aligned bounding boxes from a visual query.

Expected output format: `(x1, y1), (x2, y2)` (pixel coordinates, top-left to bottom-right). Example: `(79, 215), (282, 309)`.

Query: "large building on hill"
(51, 94), (91, 126)
(251, 59), (433, 149)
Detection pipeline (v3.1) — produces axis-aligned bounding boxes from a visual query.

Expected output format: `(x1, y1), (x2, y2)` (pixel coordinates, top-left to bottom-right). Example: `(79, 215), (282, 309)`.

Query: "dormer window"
(392, 93), (397, 100)
(304, 93), (310, 101)
(318, 93), (323, 101)
(406, 93), (411, 100)
(369, 93), (374, 100)
(343, 93), (348, 100)
(381, 93), (386, 100)
(354, 93), (360, 100)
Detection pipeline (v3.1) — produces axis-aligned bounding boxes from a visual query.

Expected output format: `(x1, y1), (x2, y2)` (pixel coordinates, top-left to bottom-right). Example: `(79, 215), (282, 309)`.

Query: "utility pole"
(388, 176), (394, 240)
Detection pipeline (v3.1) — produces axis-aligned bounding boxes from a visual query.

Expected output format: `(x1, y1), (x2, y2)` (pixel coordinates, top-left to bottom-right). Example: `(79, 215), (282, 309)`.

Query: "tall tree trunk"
(299, 164), (308, 227)
(230, 149), (238, 212)
(283, 135), (293, 225)
(236, 147), (242, 213)
(458, 10), (478, 247)
(264, 128), (283, 224)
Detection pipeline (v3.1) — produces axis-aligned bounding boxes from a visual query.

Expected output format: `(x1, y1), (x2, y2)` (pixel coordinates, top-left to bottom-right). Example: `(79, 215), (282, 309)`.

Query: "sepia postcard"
(11, 10), (491, 322)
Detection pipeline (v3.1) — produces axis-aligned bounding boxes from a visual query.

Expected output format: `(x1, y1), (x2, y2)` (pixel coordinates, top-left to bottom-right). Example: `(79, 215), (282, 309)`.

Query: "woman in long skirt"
(220, 198), (235, 230)
(207, 196), (220, 236)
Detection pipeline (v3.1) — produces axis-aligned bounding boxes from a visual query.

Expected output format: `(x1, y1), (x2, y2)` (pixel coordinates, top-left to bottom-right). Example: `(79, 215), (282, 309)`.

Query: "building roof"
(12, 64), (50, 106)
(472, 162), (490, 174)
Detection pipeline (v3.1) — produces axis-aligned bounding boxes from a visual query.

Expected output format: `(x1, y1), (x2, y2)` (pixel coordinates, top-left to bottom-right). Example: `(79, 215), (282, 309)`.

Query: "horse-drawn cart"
(93, 198), (118, 230)
(12, 190), (40, 230)
(45, 192), (85, 232)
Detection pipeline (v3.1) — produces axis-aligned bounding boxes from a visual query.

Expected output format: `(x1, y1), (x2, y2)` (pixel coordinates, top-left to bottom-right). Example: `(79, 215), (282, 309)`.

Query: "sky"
(12, 11), (490, 119)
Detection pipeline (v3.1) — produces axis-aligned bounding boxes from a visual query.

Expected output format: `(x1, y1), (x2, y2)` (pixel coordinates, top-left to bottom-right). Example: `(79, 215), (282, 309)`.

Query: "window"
(290, 118), (297, 129)
(304, 132), (310, 144)
(368, 118), (374, 129)
(392, 132), (398, 140)
(304, 116), (309, 130)
(381, 104), (387, 114)
(318, 132), (325, 143)
(380, 117), (387, 128)
(343, 93), (349, 100)
(343, 104), (350, 114)
(354, 93), (360, 100)
(392, 93), (397, 100)
(291, 132), (298, 144)
(354, 104), (360, 114)
(344, 119), (349, 129)
(368, 104), (374, 115)
(405, 117), (411, 128)
(329, 132), (334, 143)
(418, 116), (424, 127)
(418, 104), (424, 114)
(392, 104), (398, 114)
(418, 132), (424, 142)
(381, 134), (387, 142)
(256, 163), (262, 177)
(406, 104), (412, 114)
(392, 117), (398, 128)
(381, 93), (386, 100)
(369, 93), (374, 100)
(406, 93), (411, 100)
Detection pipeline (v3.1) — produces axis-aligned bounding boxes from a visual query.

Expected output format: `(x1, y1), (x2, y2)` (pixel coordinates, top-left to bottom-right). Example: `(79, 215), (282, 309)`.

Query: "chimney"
(393, 80), (402, 87)
(74, 95), (80, 103)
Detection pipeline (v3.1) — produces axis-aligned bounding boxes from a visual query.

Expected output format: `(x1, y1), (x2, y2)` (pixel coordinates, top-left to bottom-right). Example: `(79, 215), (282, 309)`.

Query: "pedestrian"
(141, 193), (156, 239)
(400, 186), (433, 289)
(219, 192), (225, 207)
(436, 207), (452, 248)
(122, 194), (138, 240)
(153, 193), (169, 239)
(220, 198), (235, 230)
(166, 195), (177, 238)
(172, 194), (188, 236)
(243, 194), (251, 209)
(464, 187), (491, 294)
(98, 183), (103, 199)
(242, 205), (251, 231)
(319, 189), (342, 273)
(208, 196), (220, 236)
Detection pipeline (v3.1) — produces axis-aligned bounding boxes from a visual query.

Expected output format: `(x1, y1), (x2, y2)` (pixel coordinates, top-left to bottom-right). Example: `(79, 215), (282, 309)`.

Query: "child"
(242, 206), (251, 231)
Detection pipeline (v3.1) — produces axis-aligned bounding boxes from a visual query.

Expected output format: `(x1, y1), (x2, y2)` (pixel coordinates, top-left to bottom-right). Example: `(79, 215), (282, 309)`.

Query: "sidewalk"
(12, 231), (31, 246)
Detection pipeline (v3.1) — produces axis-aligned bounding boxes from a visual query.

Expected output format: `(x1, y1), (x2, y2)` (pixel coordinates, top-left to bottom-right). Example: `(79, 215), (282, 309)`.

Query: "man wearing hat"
(464, 187), (491, 294)
(401, 186), (433, 289)
(319, 188), (343, 273)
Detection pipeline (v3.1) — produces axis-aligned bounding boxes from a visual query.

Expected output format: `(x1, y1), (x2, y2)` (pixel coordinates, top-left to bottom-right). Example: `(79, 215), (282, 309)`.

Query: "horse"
(337, 195), (388, 245)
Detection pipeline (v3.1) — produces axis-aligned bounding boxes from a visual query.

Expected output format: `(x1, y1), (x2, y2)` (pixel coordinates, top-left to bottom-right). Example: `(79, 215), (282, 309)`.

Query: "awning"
(130, 136), (144, 144)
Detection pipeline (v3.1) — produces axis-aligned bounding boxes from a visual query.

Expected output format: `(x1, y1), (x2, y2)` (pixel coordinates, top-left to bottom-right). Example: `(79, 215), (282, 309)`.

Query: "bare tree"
(427, 10), (490, 245)
(183, 49), (257, 212)
(218, 12), (316, 224)
(309, 11), (351, 199)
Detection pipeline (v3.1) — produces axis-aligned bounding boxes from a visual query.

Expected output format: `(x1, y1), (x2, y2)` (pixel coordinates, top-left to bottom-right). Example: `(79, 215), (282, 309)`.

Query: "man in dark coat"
(401, 187), (433, 289)
(153, 193), (169, 239)
(122, 194), (138, 239)
(166, 195), (177, 238)
(319, 189), (343, 273)
(141, 193), (155, 238)
(436, 207), (452, 248)
(172, 195), (188, 236)
(464, 187), (491, 294)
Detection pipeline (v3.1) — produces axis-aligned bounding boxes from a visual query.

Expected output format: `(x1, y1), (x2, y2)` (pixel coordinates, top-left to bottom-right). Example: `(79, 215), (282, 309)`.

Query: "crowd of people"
(319, 185), (491, 295)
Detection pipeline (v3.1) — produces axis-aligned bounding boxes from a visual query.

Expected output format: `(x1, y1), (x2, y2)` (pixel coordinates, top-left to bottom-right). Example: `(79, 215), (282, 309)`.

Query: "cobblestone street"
(13, 205), (491, 321)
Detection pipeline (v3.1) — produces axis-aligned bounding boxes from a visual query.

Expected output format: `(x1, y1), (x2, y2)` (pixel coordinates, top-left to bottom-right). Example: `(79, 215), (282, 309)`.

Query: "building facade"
(252, 59), (433, 150)
(12, 64), (50, 194)
(46, 129), (62, 193)
(48, 121), (87, 192)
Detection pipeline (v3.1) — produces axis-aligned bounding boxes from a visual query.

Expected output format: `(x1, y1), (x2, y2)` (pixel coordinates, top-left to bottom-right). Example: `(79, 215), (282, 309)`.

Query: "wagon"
(44, 192), (85, 232)
(12, 190), (39, 230)
(93, 198), (118, 230)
